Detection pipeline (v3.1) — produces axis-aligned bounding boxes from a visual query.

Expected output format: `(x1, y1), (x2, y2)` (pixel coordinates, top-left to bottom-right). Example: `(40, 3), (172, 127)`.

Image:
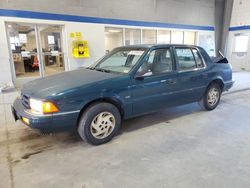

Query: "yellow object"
(72, 40), (90, 58)
(42, 102), (59, 113)
(70, 32), (75, 38)
(75, 32), (82, 40)
(22, 117), (29, 125)
(71, 32), (90, 58)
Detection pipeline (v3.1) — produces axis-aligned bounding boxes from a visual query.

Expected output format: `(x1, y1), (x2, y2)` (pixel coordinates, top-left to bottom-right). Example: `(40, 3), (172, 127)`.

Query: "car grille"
(21, 93), (30, 109)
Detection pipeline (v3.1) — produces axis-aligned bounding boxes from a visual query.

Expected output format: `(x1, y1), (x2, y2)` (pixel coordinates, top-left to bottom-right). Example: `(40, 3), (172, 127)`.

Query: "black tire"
(78, 102), (121, 145)
(201, 83), (222, 111)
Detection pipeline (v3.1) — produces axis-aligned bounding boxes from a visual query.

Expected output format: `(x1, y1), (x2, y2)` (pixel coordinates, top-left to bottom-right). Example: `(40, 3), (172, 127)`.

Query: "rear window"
(192, 48), (204, 68)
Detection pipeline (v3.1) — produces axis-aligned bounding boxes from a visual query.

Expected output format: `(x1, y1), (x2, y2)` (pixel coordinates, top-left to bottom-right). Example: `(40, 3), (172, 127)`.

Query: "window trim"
(134, 47), (175, 78)
(191, 47), (205, 68)
(173, 46), (206, 73)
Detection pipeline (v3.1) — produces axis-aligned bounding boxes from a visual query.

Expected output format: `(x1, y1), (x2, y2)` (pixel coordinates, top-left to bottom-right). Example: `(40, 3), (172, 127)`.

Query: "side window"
(192, 48), (204, 68)
(148, 50), (155, 65)
(175, 48), (196, 71)
(136, 48), (173, 76)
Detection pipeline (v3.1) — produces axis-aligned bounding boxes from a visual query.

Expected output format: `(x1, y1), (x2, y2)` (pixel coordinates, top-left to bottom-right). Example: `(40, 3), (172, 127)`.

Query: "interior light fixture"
(108, 29), (121, 33)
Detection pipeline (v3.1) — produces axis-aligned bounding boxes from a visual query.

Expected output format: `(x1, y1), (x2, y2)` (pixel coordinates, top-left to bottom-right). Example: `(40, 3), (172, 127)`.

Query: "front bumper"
(12, 98), (79, 133)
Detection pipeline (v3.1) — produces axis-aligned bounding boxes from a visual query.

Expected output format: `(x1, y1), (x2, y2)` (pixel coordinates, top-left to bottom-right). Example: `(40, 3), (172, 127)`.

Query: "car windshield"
(94, 48), (146, 74)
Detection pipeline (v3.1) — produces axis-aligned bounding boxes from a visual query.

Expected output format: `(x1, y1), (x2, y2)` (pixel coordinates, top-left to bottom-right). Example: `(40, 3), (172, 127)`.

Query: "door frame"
(131, 46), (178, 115)
(5, 22), (67, 86)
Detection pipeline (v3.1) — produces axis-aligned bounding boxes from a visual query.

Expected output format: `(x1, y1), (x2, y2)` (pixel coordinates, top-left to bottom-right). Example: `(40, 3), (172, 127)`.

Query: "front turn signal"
(42, 102), (59, 113)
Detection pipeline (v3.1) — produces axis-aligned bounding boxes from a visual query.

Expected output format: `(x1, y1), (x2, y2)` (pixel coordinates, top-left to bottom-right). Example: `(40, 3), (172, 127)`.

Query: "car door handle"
(167, 79), (177, 84)
(161, 79), (176, 84)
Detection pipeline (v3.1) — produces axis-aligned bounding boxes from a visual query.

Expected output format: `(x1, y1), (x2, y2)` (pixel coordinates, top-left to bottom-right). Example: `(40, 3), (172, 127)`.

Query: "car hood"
(21, 68), (120, 98)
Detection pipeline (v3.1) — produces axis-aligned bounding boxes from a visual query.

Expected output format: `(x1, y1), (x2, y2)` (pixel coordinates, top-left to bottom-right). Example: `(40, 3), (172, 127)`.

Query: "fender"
(206, 75), (225, 91)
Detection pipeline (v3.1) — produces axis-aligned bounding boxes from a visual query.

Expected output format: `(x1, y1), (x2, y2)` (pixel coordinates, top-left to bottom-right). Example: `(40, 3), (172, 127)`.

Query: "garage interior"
(1, 0), (250, 187)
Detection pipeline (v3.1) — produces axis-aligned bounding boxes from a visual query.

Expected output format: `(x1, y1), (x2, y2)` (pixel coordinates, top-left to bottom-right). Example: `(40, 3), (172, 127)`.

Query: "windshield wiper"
(94, 68), (111, 73)
(87, 67), (111, 73)
(87, 67), (95, 70)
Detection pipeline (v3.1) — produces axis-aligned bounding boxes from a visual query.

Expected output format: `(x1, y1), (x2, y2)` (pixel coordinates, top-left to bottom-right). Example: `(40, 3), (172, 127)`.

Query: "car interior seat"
(152, 53), (171, 74)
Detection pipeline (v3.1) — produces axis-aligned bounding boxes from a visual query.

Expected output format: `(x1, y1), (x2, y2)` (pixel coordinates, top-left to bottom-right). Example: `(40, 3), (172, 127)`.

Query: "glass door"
(39, 25), (65, 76)
(6, 23), (41, 80)
(6, 23), (66, 85)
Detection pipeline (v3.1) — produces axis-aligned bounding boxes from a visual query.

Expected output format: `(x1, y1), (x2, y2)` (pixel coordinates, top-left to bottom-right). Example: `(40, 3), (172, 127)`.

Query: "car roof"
(116, 44), (200, 49)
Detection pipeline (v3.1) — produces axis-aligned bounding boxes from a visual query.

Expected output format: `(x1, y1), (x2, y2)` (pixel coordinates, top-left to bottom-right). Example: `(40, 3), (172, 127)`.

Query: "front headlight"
(29, 98), (59, 114)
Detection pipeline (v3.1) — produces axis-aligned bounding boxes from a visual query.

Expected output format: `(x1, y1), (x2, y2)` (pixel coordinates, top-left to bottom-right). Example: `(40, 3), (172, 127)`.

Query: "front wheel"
(78, 103), (121, 145)
(201, 83), (222, 111)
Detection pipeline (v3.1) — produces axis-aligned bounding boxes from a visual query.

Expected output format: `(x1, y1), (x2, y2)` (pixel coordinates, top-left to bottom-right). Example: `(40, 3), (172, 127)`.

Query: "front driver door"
(131, 47), (178, 116)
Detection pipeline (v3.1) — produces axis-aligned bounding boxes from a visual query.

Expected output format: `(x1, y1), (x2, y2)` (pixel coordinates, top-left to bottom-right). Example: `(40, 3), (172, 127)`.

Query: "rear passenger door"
(174, 47), (208, 104)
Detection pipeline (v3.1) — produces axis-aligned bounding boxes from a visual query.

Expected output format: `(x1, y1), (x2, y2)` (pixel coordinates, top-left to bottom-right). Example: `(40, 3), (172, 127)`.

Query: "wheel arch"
(208, 78), (224, 91)
(200, 78), (224, 101)
(76, 97), (124, 127)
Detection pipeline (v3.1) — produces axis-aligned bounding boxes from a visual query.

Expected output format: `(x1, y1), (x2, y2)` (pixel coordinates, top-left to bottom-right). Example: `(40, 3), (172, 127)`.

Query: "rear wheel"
(78, 102), (121, 145)
(201, 83), (222, 111)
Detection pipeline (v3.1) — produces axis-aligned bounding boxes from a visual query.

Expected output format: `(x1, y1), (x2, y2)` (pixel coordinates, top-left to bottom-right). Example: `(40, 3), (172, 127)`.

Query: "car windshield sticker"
(128, 51), (144, 56)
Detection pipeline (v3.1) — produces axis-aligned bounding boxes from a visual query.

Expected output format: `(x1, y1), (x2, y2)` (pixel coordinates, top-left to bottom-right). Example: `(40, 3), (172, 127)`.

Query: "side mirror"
(134, 70), (152, 80)
(134, 75), (144, 81)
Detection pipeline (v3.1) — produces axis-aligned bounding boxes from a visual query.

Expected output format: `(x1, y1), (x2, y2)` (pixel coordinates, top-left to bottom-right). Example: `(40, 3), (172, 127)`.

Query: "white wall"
(226, 0), (250, 71)
(65, 22), (105, 70)
(0, 20), (13, 85)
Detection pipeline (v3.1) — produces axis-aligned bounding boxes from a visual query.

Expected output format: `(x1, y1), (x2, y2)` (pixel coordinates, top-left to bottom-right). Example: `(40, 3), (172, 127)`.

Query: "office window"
(171, 31), (184, 44)
(157, 30), (171, 44)
(142, 29), (156, 44)
(105, 27), (123, 53)
(197, 33), (215, 57)
(125, 28), (141, 45)
(184, 31), (196, 45)
(234, 34), (249, 52)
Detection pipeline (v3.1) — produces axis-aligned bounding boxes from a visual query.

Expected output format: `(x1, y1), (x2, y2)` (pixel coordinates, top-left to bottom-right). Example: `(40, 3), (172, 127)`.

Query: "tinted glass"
(176, 48), (196, 70)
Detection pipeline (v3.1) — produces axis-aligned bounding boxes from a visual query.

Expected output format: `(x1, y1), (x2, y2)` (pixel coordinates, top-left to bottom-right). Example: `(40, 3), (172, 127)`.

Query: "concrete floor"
(231, 71), (250, 93)
(1, 72), (250, 188)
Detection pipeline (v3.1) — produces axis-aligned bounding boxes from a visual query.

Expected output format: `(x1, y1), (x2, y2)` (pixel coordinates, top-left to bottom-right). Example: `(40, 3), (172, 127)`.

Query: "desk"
(13, 53), (25, 75)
